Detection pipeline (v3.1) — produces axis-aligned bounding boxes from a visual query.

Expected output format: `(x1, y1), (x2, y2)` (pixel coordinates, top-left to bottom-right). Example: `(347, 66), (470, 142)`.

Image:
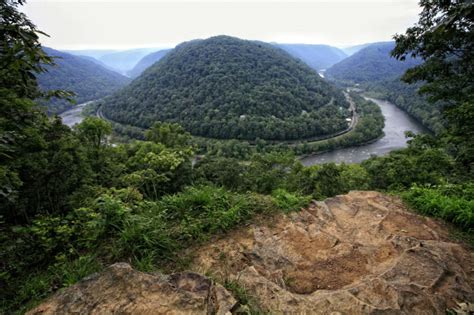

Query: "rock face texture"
(192, 191), (474, 314)
(28, 191), (473, 314)
(27, 263), (236, 315)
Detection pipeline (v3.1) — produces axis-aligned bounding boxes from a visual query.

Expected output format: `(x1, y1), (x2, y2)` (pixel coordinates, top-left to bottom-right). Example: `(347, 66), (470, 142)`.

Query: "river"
(59, 102), (90, 127)
(300, 98), (428, 166)
(60, 98), (428, 165)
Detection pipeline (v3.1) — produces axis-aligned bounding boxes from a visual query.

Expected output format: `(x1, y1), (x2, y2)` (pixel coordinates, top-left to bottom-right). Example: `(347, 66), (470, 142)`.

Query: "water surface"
(301, 98), (428, 165)
(59, 102), (89, 127)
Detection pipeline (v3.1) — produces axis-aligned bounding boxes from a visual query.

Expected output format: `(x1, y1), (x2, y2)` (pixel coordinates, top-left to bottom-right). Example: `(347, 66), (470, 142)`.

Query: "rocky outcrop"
(27, 263), (236, 315)
(28, 191), (473, 314)
(192, 191), (474, 314)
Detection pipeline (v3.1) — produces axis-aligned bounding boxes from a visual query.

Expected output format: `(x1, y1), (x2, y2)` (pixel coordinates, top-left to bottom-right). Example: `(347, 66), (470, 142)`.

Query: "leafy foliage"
(392, 0), (474, 172)
(403, 183), (474, 232)
(1, 2), (473, 313)
(101, 35), (350, 141)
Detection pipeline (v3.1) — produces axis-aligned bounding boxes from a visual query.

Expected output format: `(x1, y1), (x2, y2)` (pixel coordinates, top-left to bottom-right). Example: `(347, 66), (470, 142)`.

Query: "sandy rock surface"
(27, 263), (236, 315)
(192, 191), (474, 314)
(28, 191), (473, 314)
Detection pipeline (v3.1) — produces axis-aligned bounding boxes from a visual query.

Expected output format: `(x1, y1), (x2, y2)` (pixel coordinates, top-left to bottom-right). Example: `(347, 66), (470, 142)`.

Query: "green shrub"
(271, 189), (311, 213)
(402, 183), (474, 231)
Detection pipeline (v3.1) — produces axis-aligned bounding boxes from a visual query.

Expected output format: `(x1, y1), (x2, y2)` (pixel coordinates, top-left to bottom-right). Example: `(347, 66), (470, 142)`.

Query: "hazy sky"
(22, 0), (421, 50)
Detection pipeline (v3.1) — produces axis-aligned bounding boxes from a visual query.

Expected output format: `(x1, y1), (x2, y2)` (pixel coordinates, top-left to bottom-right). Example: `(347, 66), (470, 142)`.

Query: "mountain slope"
(326, 42), (421, 83)
(127, 49), (172, 78)
(326, 42), (443, 133)
(101, 36), (350, 141)
(38, 48), (131, 113)
(341, 43), (372, 56)
(275, 44), (347, 71)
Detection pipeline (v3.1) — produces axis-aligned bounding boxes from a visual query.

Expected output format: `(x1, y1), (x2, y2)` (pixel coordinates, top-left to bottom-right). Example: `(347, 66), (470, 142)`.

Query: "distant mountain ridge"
(341, 43), (372, 56)
(66, 48), (163, 75)
(326, 41), (421, 83)
(127, 49), (172, 78)
(275, 44), (347, 71)
(38, 47), (131, 113)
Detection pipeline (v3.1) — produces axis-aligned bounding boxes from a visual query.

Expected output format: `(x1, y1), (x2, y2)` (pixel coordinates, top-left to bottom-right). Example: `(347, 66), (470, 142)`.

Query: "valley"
(2, 1), (472, 313)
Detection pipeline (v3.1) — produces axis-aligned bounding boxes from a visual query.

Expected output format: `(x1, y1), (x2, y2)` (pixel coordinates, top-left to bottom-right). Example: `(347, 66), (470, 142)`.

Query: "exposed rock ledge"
(27, 263), (236, 314)
(192, 191), (474, 314)
(28, 191), (473, 314)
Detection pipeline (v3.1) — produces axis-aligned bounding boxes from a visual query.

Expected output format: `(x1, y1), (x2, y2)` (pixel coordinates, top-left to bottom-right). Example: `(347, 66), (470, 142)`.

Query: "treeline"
(96, 93), (384, 159)
(101, 36), (350, 141)
(194, 93), (384, 159)
(3, 117), (468, 313)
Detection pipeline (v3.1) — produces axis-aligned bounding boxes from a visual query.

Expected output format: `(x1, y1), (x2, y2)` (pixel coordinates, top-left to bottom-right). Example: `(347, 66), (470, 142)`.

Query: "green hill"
(275, 44), (347, 71)
(38, 48), (131, 113)
(101, 36), (350, 141)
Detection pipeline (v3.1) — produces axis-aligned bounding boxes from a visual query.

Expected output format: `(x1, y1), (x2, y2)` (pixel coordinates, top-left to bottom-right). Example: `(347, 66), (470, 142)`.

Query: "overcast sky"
(22, 0), (421, 50)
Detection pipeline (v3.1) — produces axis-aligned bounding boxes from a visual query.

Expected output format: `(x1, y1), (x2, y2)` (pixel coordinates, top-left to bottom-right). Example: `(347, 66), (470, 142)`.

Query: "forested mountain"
(129, 44), (346, 79)
(127, 48), (172, 78)
(326, 42), (443, 133)
(275, 44), (347, 70)
(101, 36), (350, 141)
(37, 48), (131, 113)
(326, 42), (421, 83)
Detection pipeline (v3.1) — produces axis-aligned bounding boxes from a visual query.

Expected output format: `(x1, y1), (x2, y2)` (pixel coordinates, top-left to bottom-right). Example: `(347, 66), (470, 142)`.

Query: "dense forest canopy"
(37, 48), (130, 113)
(102, 36), (350, 141)
(127, 43), (347, 79)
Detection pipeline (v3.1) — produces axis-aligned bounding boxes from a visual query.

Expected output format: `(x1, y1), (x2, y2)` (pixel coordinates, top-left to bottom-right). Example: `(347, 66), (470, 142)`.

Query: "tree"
(145, 122), (191, 148)
(392, 0), (474, 171)
(76, 117), (112, 149)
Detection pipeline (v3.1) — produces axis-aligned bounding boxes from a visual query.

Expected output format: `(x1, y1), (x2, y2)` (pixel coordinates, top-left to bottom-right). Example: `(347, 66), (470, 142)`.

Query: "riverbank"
(301, 98), (428, 165)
